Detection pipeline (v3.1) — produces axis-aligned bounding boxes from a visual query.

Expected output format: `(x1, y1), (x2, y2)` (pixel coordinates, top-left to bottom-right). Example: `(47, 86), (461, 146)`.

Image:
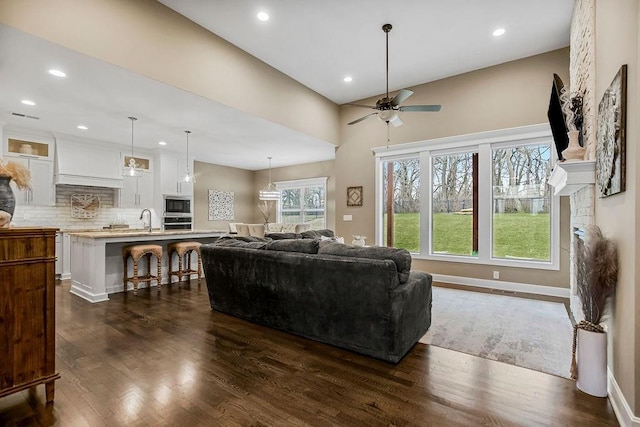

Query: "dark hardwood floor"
(0, 280), (618, 426)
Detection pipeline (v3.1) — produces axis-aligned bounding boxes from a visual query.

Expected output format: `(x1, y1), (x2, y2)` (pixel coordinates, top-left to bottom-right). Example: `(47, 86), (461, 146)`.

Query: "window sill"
(410, 252), (559, 271)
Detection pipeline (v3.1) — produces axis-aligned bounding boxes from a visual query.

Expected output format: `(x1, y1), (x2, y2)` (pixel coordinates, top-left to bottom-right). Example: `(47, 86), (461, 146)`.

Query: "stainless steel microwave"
(164, 195), (191, 216)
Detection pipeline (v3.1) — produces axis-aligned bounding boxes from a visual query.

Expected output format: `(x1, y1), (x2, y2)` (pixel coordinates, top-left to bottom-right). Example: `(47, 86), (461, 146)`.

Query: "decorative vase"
(576, 328), (608, 397)
(562, 130), (585, 161)
(0, 176), (16, 228)
(352, 235), (366, 246)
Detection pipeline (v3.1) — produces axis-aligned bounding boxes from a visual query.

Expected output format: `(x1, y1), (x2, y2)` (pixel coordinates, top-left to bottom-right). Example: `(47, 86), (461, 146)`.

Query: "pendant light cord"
(129, 116), (137, 157)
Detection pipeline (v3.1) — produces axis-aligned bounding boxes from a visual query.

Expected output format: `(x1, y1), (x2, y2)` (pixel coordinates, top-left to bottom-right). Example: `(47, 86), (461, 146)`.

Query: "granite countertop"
(67, 229), (226, 239)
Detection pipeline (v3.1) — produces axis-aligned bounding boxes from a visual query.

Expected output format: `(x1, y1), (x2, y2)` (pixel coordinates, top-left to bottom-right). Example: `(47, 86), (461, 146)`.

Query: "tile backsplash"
(12, 185), (156, 230)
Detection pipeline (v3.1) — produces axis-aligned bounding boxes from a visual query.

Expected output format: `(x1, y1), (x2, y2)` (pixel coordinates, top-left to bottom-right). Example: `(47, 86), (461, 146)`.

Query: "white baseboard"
(431, 274), (570, 298)
(608, 367), (640, 427)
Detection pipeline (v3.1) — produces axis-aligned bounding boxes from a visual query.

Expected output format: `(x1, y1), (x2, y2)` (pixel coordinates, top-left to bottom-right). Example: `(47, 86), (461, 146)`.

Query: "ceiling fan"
(348, 23), (441, 127)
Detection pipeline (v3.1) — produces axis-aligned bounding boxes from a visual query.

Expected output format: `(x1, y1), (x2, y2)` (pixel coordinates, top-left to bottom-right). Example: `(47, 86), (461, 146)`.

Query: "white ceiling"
(0, 1), (573, 170)
(159, 0), (573, 104)
(0, 25), (335, 171)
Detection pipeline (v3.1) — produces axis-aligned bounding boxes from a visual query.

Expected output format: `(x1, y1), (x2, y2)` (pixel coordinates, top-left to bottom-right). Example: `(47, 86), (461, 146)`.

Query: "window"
(275, 177), (327, 229)
(431, 150), (477, 257)
(374, 124), (559, 270)
(491, 144), (551, 261)
(382, 157), (420, 252)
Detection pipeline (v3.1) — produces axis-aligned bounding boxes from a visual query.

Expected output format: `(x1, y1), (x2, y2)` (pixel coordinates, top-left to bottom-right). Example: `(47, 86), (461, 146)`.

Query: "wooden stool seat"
(122, 244), (163, 294)
(167, 241), (203, 285)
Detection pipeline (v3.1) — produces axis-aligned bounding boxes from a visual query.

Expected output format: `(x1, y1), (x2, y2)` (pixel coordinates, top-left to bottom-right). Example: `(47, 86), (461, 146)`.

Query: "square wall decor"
(347, 186), (363, 207)
(208, 190), (235, 220)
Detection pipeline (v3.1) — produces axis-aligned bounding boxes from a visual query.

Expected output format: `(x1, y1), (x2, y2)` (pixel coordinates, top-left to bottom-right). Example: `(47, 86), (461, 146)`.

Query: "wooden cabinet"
(0, 227), (60, 403)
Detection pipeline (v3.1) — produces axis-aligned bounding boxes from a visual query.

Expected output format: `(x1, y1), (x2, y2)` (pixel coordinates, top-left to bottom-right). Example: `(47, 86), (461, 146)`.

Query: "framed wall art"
(208, 190), (235, 220)
(347, 186), (363, 207)
(596, 64), (627, 198)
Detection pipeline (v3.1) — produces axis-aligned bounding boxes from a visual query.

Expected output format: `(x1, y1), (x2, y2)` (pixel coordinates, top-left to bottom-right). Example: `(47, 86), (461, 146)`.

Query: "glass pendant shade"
(259, 157), (280, 200)
(378, 109), (398, 123)
(124, 116), (141, 177)
(182, 130), (196, 183)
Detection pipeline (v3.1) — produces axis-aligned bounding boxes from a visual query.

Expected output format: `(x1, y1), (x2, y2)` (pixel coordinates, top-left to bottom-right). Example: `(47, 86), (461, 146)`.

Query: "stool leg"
(157, 253), (162, 290)
(197, 251), (202, 283)
(187, 251), (192, 281)
(177, 252), (184, 286)
(168, 249), (174, 284)
(123, 255), (129, 291)
(132, 257), (139, 294)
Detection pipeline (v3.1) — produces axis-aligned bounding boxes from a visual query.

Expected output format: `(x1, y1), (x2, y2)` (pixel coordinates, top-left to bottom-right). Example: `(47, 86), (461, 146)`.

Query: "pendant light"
(259, 157), (280, 200)
(182, 130), (196, 183)
(124, 116), (141, 177)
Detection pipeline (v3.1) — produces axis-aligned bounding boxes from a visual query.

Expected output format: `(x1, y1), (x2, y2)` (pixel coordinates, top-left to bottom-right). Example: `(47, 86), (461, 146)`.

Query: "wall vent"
(11, 112), (40, 120)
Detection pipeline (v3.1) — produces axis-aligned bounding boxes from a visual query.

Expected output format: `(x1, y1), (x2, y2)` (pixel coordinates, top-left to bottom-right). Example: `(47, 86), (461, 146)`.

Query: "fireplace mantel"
(548, 160), (596, 196)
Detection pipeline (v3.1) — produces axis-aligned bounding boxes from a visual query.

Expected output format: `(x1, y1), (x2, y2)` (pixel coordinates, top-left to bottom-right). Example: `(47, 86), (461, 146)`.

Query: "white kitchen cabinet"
(9, 157), (55, 206)
(119, 173), (154, 208)
(119, 152), (154, 208)
(5, 134), (54, 161)
(159, 153), (193, 197)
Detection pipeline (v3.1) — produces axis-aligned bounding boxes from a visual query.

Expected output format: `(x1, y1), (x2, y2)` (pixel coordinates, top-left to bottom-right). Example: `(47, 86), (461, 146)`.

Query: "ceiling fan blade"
(346, 103), (377, 109)
(347, 112), (378, 125)
(399, 104), (442, 112)
(391, 89), (414, 106)
(390, 115), (403, 127)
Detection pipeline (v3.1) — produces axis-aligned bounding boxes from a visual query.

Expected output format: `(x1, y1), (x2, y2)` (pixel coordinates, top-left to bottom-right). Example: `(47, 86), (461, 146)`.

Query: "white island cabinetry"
(69, 230), (224, 303)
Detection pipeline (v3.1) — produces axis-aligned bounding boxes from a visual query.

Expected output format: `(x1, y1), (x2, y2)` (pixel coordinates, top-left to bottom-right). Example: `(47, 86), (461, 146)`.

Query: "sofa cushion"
(266, 232), (301, 240)
(318, 243), (412, 283)
(213, 237), (268, 250)
(300, 229), (335, 239)
(265, 239), (319, 254)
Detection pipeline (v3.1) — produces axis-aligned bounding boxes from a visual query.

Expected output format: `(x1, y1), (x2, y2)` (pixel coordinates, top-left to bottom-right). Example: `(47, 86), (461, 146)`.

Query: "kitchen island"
(68, 229), (225, 303)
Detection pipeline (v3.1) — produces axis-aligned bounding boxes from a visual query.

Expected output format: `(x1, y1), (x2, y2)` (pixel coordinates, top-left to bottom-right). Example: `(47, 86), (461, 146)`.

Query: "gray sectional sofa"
(200, 236), (432, 363)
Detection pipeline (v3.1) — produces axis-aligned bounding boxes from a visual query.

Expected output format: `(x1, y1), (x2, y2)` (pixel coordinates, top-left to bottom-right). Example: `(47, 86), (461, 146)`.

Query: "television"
(547, 73), (569, 160)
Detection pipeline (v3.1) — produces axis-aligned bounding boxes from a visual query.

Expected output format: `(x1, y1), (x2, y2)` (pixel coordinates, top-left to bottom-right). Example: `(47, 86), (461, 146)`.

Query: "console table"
(0, 227), (60, 403)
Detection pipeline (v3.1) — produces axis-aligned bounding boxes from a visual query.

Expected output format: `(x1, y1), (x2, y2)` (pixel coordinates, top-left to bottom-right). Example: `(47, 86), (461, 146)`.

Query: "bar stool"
(122, 244), (163, 294)
(167, 241), (203, 285)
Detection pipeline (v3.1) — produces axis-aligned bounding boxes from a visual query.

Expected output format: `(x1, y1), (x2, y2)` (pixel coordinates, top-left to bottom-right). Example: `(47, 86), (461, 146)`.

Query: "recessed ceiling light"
(257, 11), (269, 21)
(77, 125), (88, 130)
(343, 76), (353, 83)
(49, 69), (66, 77)
(493, 28), (506, 37)
(158, 141), (167, 146)
(21, 99), (36, 106)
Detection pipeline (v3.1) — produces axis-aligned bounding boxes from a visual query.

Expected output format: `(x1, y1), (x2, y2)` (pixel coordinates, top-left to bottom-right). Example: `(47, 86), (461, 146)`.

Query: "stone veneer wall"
(569, 185), (595, 321)
(567, 0), (597, 321)
(12, 185), (147, 230)
(570, 0), (597, 160)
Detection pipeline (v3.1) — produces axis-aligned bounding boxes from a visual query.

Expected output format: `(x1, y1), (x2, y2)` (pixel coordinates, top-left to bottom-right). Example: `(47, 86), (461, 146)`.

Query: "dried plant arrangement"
(0, 158), (32, 190)
(570, 225), (618, 379)
(258, 200), (274, 224)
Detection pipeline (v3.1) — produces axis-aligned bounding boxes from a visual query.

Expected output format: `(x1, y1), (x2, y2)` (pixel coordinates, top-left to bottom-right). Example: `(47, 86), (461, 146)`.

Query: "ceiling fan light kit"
(347, 23), (441, 127)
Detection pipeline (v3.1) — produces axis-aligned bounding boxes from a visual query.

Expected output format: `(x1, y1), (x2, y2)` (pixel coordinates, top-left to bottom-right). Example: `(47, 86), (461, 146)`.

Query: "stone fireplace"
(548, 160), (596, 321)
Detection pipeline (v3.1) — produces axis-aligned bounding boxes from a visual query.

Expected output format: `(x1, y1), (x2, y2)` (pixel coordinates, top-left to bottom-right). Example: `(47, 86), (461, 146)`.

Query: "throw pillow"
(318, 243), (412, 283)
(300, 229), (335, 239)
(265, 239), (319, 254)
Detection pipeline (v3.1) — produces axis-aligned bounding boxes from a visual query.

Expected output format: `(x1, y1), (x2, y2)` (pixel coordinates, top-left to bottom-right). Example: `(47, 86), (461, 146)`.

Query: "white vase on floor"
(576, 328), (608, 397)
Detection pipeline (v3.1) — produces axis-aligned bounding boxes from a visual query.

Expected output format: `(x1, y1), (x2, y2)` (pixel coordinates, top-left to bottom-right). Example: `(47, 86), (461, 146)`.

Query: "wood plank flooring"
(0, 280), (618, 426)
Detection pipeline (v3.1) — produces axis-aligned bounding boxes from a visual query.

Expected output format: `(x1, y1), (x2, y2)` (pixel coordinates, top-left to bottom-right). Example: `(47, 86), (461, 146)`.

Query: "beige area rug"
(419, 286), (573, 378)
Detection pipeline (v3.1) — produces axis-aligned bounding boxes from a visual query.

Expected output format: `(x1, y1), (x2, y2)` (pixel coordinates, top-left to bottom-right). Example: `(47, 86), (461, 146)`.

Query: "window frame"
(274, 177), (328, 228)
(373, 124), (560, 271)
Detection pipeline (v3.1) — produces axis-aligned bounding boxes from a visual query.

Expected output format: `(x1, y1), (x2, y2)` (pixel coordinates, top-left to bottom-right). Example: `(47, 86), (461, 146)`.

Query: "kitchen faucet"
(140, 209), (152, 232)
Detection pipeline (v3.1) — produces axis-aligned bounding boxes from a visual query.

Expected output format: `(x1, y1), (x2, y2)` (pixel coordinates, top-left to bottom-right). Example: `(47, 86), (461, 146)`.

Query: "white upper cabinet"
(158, 152), (193, 197)
(3, 130), (55, 206)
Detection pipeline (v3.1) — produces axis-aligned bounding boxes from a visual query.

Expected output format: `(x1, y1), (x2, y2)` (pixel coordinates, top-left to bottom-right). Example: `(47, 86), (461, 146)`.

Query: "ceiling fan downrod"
(383, 23), (392, 101)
